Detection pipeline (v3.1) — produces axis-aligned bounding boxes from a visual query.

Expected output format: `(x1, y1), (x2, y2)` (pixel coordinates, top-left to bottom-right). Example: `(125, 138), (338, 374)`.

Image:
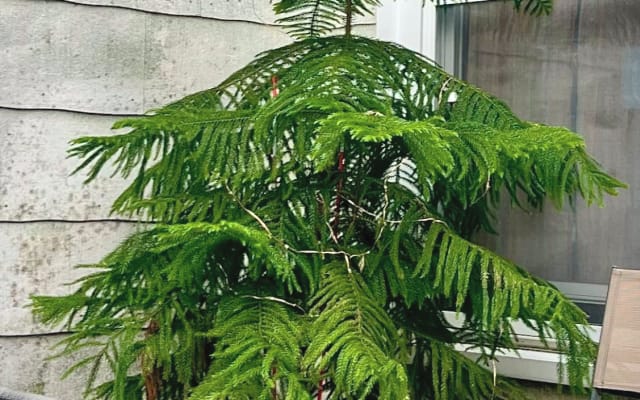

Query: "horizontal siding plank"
(0, 222), (140, 336)
(0, 0), (291, 114)
(0, 109), (130, 220)
(67, 0), (276, 23)
(58, 0), (376, 25)
(0, 335), (109, 400)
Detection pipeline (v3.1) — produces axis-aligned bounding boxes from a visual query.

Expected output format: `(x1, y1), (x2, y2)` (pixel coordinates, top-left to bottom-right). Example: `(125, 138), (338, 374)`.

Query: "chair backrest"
(593, 267), (640, 394)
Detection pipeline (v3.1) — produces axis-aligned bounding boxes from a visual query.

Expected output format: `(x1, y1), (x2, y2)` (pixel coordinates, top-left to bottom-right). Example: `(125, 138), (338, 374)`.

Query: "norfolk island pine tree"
(31, 0), (625, 399)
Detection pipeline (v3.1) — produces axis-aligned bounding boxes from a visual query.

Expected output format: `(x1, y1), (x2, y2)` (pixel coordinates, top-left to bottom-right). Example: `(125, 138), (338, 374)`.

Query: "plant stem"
(142, 320), (161, 400)
(271, 366), (278, 400)
(332, 150), (346, 231)
(345, 0), (353, 37)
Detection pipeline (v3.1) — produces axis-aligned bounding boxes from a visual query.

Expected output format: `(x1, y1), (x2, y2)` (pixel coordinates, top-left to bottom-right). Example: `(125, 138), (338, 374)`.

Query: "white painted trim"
(376, 0), (437, 59)
(455, 344), (575, 384)
(443, 311), (601, 344)
(444, 311), (601, 384)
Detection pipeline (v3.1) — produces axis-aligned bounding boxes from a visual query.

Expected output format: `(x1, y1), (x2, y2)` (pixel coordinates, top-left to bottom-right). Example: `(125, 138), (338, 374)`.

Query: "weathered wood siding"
(0, 1), (374, 396)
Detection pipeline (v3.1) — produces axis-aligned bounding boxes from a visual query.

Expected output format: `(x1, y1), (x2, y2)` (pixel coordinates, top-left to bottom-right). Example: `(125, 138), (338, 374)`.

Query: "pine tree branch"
(34, 20), (623, 399)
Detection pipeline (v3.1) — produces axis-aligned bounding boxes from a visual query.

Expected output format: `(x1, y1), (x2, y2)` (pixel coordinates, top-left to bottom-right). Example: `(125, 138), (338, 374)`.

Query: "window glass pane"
(439, 1), (640, 288)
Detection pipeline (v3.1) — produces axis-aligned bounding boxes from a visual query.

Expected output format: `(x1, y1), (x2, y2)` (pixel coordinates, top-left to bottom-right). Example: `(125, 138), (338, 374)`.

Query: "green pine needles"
(32, 1), (624, 399)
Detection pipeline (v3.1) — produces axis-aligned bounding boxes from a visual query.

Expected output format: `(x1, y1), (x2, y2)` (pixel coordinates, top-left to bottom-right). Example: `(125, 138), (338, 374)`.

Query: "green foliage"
(31, 222), (298, 399)
(274, 0), (553, 40)
(512, 0), (553, 15)
(273, 0), (380, 39)
(190, 294), (310, 400)
(32, 1), (625, 399)
(426, 340), (528, 400)
(305, 263), (409, 399)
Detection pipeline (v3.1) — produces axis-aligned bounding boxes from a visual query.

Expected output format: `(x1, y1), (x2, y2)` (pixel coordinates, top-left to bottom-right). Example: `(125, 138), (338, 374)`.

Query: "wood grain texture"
(594, 268), (640, 394)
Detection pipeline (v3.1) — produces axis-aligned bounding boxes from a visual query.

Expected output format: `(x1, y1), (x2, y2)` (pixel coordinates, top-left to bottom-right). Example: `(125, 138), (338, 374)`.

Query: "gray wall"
(0, 1), (374, 397)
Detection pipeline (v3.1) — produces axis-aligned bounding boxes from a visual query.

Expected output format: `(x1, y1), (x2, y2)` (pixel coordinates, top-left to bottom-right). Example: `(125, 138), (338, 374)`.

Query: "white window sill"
(443, 311), (602, 384)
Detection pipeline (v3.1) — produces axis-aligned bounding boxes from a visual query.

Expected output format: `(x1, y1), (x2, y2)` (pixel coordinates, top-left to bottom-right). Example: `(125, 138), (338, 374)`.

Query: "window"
(437, 0), (640, 324)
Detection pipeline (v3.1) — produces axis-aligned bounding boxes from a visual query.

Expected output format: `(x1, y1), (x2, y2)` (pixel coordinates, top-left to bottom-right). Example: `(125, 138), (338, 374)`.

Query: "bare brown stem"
(142, 320), (161, 400)
(345, 0), (353, 37)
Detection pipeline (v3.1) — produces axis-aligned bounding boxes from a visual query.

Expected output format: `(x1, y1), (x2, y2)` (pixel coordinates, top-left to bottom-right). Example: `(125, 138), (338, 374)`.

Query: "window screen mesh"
(446, 0), (640, 285)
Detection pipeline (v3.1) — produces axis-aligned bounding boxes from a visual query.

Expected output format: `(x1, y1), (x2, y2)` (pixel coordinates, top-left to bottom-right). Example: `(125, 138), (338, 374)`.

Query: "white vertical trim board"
(376, 0), (437, 59)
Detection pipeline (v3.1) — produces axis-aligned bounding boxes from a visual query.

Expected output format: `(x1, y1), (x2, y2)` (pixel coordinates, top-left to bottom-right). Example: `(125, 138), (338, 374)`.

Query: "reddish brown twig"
(142, 320), (161, 400)
(332, 150), (346, 231)
(271, 75), (280, 98)
(271, 365), (278, 400)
